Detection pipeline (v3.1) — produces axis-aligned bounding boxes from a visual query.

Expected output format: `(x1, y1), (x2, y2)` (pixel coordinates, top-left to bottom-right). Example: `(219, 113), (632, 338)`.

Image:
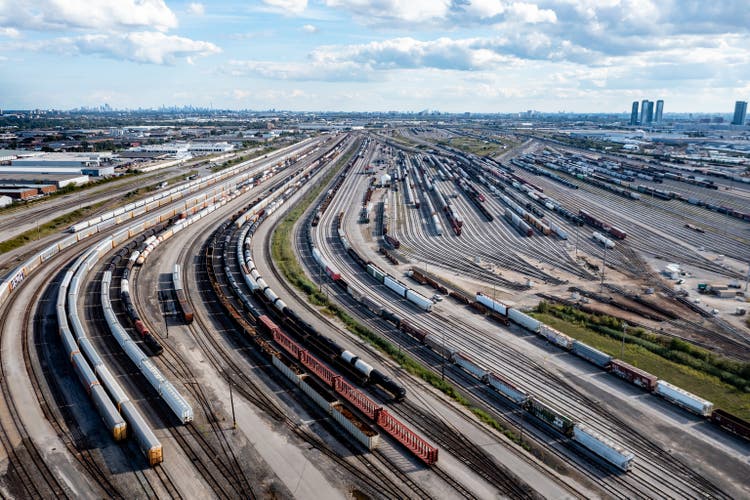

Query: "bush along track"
(532, 302), (750, 420)
(270, 141), (534, 452)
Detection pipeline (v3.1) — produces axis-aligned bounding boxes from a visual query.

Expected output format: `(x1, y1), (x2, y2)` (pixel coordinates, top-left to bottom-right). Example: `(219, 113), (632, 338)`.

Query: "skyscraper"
(630, 101), (639, 125)
(640, 99), (649, 124)
(641, 101), (654, 125)
(732, 101), (747, 125)
(655, 100), (664, 122)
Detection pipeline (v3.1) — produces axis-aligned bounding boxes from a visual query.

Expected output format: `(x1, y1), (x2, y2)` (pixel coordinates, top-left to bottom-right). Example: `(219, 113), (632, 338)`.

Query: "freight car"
(172, 263), (194, 323)
(655, 380), (713, 417)
(526, 398), (575, 437)
(120, 273), (164, 355)
(384, 233), (401, 249)
(710, 409), (750, 440)
(592, 231), (615, 249)
(609, 359), (658, 391)
(573, 424), (634, 472)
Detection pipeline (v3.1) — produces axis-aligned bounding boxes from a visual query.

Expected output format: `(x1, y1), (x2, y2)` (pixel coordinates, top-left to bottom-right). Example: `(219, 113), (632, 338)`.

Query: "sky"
(1, 1), (749, 113)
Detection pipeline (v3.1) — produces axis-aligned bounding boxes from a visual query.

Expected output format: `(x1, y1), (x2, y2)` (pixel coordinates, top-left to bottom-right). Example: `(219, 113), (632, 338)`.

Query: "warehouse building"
(0, 187), (39, 200)
(0, 174), (89, 188)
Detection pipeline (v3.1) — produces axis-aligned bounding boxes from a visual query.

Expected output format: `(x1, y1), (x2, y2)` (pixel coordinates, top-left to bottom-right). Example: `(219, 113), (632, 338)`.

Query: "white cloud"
(226, 59), (372, 81)
(0, 0), (178, 32)
(26, 31), (221, 65)
(324, 0), (452, 24)
(187, 3), (205, 16)
(0, 27), (20, 38)
(261, 0), (308, 15)
(302, 24), (319, 33)
(232, 89), (251, 100)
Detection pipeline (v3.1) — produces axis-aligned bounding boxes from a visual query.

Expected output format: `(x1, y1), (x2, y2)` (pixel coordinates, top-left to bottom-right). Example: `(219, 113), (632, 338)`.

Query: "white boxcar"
(655, 380), (714, 416)
(405, 289), (433, 312)
(384, 276), (407, 297)
(475, 293), (507, 315)
(573, 424), (634, 472)
(509, 308), (540, 333)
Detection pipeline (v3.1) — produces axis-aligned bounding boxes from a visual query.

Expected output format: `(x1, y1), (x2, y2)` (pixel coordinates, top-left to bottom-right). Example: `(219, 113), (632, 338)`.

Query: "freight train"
(235, 199), (407, 401)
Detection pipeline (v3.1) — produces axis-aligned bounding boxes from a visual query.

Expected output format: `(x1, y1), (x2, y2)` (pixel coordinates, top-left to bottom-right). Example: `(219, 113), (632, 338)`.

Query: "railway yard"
(0, 127), (749, 499)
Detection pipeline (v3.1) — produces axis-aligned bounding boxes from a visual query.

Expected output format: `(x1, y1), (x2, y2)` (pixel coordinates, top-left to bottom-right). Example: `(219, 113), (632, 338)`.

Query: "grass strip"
(531, 304), (750, 420)
(0, 201), (107, 254)
(270, 140), (531, 451)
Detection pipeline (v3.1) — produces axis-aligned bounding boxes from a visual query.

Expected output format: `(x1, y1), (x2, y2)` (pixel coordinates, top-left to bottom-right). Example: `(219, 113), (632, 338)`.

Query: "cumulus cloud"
(187, 3), (205, 16)
(261, 0), (308, 15)
(0, 0), (178, 32)
(302, 24), (319, 33)
(0, 27), (20, 38)
(325, 0), (452, 24)
(27, 31), (221, 65)
(226, 59), (373, 81)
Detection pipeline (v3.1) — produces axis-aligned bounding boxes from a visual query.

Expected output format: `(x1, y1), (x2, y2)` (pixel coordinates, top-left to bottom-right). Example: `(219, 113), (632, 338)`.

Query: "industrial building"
(0, 187), (39, 200)
(1, 152), (114, 178)
(0, 174), (89, 189)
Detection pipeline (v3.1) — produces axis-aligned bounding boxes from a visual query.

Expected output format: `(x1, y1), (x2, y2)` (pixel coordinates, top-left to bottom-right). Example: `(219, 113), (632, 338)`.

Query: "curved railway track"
(306, 137), (738, 499)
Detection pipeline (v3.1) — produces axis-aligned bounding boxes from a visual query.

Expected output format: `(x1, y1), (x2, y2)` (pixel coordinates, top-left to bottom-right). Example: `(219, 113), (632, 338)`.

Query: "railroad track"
(271, 146), (543, 498)
(305, 136), (740, 499)
(0, 261), (72, 498)
(199, 220), (427, 499)
(31, 263), (125, 499)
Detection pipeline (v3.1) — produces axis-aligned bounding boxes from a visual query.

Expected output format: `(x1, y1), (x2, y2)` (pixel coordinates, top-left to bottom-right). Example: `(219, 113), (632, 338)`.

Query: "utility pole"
(622, 322), (627, 360)
(600, 243), (607, 292)
(228, 373), (236, 429)
(441, 329), (446, 381)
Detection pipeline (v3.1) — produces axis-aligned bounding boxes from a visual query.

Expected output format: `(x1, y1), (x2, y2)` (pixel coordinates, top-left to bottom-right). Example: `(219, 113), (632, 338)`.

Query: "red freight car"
(609, 359), (657, 391)
(609, 226), (627, 240)
(711, 409), (750, 441)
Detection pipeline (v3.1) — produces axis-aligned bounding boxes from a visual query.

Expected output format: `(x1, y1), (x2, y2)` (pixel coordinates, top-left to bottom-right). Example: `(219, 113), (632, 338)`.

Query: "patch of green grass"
(0, 202), (107, 254)
(531, 308), (750, 420)
(270, 139), (532, 450)
(439, 136), (504, 156)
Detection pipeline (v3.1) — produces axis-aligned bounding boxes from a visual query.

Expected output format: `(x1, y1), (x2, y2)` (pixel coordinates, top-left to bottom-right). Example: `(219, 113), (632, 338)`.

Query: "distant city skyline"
(1, 1), (750, 112)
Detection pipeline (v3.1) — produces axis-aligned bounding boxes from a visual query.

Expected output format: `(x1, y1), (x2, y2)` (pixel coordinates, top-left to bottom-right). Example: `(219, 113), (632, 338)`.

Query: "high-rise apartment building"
(655, 100), (664, 122)
(640, 99), (649, 124)
(641, 101), (654, 124)
(630, 101), (639, 125)
(732, 101), (747, 125)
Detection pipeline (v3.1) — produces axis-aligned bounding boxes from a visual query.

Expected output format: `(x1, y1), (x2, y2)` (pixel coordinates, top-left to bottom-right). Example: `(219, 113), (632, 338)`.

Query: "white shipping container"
(655, 380), (714, 416)
(573, 424), (634, 472)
